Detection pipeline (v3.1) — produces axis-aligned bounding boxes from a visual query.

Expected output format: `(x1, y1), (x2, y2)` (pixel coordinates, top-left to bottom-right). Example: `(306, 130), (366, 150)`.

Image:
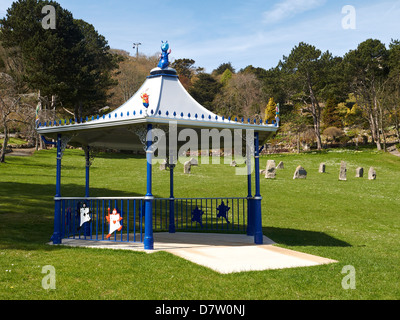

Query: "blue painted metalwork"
(84, 147), (92, 237)
(169, 163), (176, 233)
(216, 201), (231, 224)
(52, 195), (249, 243)
(246, 147), (254, 237)
(41, 136), (56, 146)
(144, 124), (154, 250)
(152, 197), (247, 233)
(191, 206), (204, 228)
(52, 134), (62, 245)
(253, 132), (263, 245)
(59, 197), (145, 243)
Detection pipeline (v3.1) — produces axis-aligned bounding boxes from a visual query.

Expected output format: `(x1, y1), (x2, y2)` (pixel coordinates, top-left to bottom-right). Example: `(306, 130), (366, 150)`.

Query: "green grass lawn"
(0, 147), (399, 300)
(0, 137), (29, 146)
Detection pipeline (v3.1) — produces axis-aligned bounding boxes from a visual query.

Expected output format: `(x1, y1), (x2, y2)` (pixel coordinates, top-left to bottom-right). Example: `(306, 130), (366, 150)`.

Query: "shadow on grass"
(0, 182), (148, 252)
(264, 227), (351, 247)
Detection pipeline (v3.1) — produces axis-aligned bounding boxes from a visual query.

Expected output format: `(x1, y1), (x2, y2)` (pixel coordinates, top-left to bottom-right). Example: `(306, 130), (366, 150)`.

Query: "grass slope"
(0, 148), (399, 300)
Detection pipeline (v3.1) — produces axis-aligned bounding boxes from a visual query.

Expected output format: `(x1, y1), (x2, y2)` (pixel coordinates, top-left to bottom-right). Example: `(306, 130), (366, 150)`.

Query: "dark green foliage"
(322, 98), (342, 129)
(212, 62), (235, 75)
(170, 58), (197, 79)
(0, 0), (118, 118)
(189, 73), (222, 111)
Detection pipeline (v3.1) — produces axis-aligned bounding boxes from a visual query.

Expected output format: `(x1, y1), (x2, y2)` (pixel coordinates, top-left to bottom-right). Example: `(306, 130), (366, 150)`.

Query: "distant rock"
(355, 167), (364, 178)
(184, 161), (192, 174)
(293, 166), (307, 179)
(189, 158), (198, 166)
(368, 167), (377, 180)
(339, 161), (347, 181)
(160, 159), (168, 171)
(265, 160), (276, 179)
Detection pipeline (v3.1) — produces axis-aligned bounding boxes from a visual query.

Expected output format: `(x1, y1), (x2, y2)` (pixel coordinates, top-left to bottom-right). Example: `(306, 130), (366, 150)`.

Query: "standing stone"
(319, 163), (326, 173)
(184, 161), (192, 174)
(368, 167), (377, 180)
(355, 167), (364, 178)
(189, 158), (198, 166)
(339, 161), (347, 181)
(293, 166), (307, 179)
(265, 160), (276, 179)
(277, 161), (284, 169)
(160, 159), (168, 171)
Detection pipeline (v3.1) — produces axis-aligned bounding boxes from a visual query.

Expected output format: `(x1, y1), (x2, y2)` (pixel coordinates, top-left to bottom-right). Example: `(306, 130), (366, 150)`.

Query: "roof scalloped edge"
(36, 109), (280, 132)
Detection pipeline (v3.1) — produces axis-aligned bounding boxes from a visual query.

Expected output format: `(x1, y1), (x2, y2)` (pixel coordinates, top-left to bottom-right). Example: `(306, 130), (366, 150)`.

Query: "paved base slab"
(54, 233), (337, 274)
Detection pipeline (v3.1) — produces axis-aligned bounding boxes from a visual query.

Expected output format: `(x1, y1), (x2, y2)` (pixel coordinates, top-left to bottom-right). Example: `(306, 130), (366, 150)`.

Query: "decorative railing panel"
(57, 196), (248, 243)
(60, 197), (145, 243)
(153, 197), (248, 233)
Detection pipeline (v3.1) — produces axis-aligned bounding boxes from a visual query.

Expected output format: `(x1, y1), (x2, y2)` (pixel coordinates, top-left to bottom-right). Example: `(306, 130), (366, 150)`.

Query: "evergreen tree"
(343, 39), (389, 150)
(322, 98), (342, 129)
(0, 0), (118, 119)
(212, 62), (235, 76)
(189, 73), (222, 111)
(219, 69), (233, 86)
(280, 42), (336, 150)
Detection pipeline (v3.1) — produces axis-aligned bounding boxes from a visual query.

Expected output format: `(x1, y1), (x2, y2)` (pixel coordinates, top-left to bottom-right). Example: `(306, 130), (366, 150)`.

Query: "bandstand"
(36, 43), (279, 250)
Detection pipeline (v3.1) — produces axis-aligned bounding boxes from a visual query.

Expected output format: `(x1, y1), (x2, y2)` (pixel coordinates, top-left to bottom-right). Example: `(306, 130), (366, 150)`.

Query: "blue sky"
(1, 0), (400, 72)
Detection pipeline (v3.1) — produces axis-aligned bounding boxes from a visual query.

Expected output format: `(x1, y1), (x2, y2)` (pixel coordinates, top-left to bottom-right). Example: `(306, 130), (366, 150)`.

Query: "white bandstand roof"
(37, 67), (279, 151)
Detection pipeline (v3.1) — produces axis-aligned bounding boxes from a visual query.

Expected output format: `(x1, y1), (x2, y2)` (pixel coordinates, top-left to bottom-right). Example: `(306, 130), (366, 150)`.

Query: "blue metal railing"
(153, 197), (248, 233)
(57, 196), (249, 243)
(59, 197), (145, 243)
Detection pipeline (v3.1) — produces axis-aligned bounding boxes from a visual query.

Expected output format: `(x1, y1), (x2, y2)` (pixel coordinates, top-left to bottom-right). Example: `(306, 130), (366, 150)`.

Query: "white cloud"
(263, 0), (326, 24)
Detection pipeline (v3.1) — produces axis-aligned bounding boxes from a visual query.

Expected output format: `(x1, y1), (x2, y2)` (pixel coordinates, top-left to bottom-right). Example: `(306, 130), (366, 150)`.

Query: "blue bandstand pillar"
(84, 146), (91, 237)
(253, 132), (263, 245)
(169, 161), (176, 234)
(246, 146), (254, 236)
(144, 124), (154, 250)
(52, 134), (62, 245)
(85, 146), (90, 198)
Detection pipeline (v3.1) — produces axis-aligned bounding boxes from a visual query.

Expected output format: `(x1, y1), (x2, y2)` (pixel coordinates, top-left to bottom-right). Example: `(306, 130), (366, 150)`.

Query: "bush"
(323, 127), (344, 142)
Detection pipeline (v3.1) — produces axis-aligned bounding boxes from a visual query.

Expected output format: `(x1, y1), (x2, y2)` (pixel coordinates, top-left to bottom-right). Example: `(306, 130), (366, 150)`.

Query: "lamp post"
(133, 42), (142, 58)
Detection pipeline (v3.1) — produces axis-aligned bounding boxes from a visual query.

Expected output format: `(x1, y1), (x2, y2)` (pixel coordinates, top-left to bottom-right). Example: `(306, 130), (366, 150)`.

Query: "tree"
(68, 19), (118, 118)
(219, 68), (233, 86)
(264, 97), (277, 123)
(385, 39), (400, 143)
(212, 62), (235, 76)
(189, 73), (222, 111)
(108, 54), (158, 108)
(322, 97), (342, 129)
(0, 72), (34, 163)
(0, 0), (118, 120)
(280, 42), (335, 150)
(170, 58), (203, 90)
(213, 73), (265, 119)
(343, 39), (389, 150)
(280, 104), (310, 153)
